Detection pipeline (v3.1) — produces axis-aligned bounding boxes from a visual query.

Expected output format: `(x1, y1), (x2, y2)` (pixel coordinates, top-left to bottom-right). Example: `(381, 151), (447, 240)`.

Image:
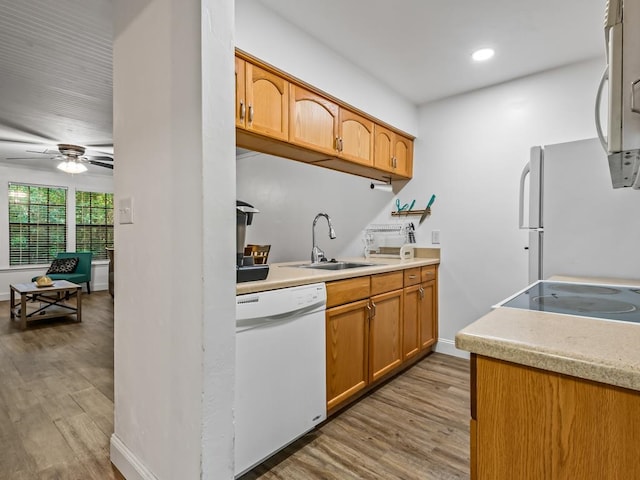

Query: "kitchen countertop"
(455, 275), (640, 392)
(236, 248), (440, 295)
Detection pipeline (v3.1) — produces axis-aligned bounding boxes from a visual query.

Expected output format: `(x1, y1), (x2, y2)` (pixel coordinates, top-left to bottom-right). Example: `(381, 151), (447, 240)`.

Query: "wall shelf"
(391, 207), (430, 217)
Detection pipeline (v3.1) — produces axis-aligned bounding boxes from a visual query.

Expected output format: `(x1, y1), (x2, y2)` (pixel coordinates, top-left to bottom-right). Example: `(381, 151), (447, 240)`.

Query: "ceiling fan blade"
(88, 160), (114, 169)
(0, 122), (57, 143)
(85, 155), (114, 162)
(6, 156), (54, 160)
(25, 148), (60, 155)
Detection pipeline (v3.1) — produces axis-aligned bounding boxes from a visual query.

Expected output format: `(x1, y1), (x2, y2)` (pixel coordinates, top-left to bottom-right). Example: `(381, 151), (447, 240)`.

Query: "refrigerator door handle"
(595, 66), (609, 153)
(518, 162), (531, 229)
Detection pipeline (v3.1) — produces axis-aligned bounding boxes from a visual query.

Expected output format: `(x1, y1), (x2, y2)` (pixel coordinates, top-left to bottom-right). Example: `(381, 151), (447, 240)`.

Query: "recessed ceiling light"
(472, 48), (495, 62)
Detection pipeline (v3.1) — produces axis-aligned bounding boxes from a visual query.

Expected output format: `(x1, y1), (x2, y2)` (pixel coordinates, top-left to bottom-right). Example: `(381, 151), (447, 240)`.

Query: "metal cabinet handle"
(239, 100), (245, 121)
(408, 274), (417, 279)
(392, 156), (397, 168)
(340, 138), (344, 151)
(335, 137), (340, 151)
(366, 302), (372, 320)
(248, 105), (254, 124)
(419, 286), (424, 299)
(370, 300), (376, 318)
(632, 78), (640, 114)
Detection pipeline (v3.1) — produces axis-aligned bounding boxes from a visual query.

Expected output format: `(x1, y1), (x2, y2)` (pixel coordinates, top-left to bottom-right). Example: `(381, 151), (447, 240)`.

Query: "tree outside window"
(9, 183), (67, 265)
(76, 191), (114, 260)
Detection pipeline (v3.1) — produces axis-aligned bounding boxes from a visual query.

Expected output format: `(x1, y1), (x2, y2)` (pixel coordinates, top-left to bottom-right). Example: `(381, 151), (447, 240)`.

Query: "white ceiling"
(0, 0), (606, 173)
(257, 0), (606, 104)
(0, 0), (113, 174)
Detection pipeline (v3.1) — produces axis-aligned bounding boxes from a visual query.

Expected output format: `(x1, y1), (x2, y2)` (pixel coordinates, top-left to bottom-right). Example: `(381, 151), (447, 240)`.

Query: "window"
(9, 183), (67, 265)
(76, 191), (114, 260)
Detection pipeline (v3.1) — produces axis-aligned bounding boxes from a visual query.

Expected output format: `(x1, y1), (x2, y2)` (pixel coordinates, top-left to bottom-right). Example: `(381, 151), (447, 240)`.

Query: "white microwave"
(596, 0), (640, 188)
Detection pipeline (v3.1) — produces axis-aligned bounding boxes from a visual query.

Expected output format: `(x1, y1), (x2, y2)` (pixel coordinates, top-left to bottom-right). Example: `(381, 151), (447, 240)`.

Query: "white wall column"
(112, 0), (235, 479)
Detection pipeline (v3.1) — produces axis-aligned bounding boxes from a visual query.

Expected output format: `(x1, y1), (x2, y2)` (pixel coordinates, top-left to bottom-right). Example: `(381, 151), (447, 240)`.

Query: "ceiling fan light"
(57, 160), (87, 174)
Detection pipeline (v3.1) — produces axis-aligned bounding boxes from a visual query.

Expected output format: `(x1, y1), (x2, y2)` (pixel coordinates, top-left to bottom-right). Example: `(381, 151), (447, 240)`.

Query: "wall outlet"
(431, 230), (440, 244)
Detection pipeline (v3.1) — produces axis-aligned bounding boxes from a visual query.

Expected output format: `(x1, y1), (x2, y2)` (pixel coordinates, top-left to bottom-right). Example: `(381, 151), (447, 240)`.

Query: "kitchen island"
(456, 275), (640, 479)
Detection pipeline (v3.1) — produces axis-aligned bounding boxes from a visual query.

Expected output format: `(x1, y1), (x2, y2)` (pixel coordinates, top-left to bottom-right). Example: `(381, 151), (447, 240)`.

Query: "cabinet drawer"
(421, 265), (437, 283)
(370, 271), (403, 296)
(326, 276), (370, 308)
(403, 267), (421, 286)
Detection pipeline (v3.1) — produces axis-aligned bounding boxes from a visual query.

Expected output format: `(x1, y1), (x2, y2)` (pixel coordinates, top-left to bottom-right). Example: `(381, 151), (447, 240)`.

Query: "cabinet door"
(402, 284), (421, 361)
(326, 299), (370, 411)
(235, 57), (246, 128)
(393, 134), (413, 178)
(373, 124), (394, 172)
(369, 289), (403, 382)
(339, 108), (374, 166)
(419, 280), (436, 350)
(289, 84), (339, 156)
(245, 63), (289, 141)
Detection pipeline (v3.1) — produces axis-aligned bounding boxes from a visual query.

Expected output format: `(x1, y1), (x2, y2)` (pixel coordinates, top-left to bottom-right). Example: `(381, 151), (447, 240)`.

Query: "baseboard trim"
(110, 434), (159, 480)
(435, 338), (470, 359)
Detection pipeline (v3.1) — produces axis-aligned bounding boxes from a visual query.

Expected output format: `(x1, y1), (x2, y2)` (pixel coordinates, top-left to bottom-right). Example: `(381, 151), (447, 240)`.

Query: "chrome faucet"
(311, 213), (336, 263)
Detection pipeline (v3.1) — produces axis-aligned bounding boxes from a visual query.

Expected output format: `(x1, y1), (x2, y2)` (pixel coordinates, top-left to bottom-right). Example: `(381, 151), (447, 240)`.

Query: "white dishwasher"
(235, 282), (327, 477)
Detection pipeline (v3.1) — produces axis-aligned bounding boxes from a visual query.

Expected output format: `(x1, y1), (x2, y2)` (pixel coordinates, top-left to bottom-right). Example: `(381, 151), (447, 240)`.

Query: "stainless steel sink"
(289, 261), (376, 270)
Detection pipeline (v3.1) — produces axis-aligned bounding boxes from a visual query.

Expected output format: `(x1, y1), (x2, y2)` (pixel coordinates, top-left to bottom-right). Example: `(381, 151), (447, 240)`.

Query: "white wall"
(111, 0), (235, 479)
(0, 164), (113, 300)
(237, 151), (398, 263)
(235, 0), (417, 135)
(411, 57), (606, 356)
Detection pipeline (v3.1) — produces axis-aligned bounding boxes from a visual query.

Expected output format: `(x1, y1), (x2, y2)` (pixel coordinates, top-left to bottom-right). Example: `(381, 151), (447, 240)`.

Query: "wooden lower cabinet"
(403, 278), (437, 360)
(326, 266), (439, 414)
(326, 299), (370, 411)
(402, 284), (421, 360)
(472, 355), (640, 479)
(419, 279), (437, 349)
(369, 289), (403, 382)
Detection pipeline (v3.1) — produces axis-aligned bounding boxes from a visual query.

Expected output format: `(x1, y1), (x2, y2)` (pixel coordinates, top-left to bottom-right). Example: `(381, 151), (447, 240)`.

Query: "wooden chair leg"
(87, 282), (91, 294)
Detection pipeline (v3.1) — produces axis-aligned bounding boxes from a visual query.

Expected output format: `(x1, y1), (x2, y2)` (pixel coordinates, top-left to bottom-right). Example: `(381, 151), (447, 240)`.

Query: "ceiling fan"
(7, 143), (114, 173)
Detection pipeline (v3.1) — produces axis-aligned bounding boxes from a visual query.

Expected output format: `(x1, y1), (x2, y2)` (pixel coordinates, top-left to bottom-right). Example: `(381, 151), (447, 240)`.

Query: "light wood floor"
(0, 291), (123, 480)
(0, 292), (470, 480)
(240, 353), (471, 480)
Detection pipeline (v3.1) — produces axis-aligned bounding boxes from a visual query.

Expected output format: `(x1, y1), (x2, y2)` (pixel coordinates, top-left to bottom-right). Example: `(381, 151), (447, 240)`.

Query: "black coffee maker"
(236, 200), (269, 283)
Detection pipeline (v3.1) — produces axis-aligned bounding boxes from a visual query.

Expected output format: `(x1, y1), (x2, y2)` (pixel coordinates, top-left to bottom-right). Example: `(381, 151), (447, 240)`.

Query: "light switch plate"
(431, 230), (440, 244)
(119, 197), (134, 224)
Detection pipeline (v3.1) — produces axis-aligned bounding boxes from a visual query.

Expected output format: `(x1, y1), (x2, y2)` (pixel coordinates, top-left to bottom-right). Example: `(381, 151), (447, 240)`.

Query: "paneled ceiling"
(0, 0), (606, 174)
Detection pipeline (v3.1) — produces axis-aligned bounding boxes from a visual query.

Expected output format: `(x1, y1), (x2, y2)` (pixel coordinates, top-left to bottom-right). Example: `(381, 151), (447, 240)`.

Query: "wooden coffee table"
(10, 280), (82, 329)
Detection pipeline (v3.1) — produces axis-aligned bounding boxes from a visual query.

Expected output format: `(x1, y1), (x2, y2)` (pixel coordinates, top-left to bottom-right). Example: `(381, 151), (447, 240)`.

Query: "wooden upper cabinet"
(374, 124), (413, 178)
(289, 84), (339, 156)
(235, 51), (415, 180)
(393, 134), (413, 178)
(236, 59), (289, 141)
(235, 57), (246, 129)
(338, 109), (374, 166)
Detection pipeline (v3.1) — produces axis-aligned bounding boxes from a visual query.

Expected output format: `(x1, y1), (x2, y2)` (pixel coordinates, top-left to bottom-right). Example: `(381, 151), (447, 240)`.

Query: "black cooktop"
(499, 281), (640, 324)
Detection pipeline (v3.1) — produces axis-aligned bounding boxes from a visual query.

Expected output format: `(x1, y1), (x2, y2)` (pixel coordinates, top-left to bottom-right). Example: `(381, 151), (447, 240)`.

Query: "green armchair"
(32, 252), (94, 293)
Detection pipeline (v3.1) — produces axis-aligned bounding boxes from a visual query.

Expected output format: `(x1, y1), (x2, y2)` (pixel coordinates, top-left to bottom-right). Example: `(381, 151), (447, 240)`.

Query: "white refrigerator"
(519, 137), (640, 283)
